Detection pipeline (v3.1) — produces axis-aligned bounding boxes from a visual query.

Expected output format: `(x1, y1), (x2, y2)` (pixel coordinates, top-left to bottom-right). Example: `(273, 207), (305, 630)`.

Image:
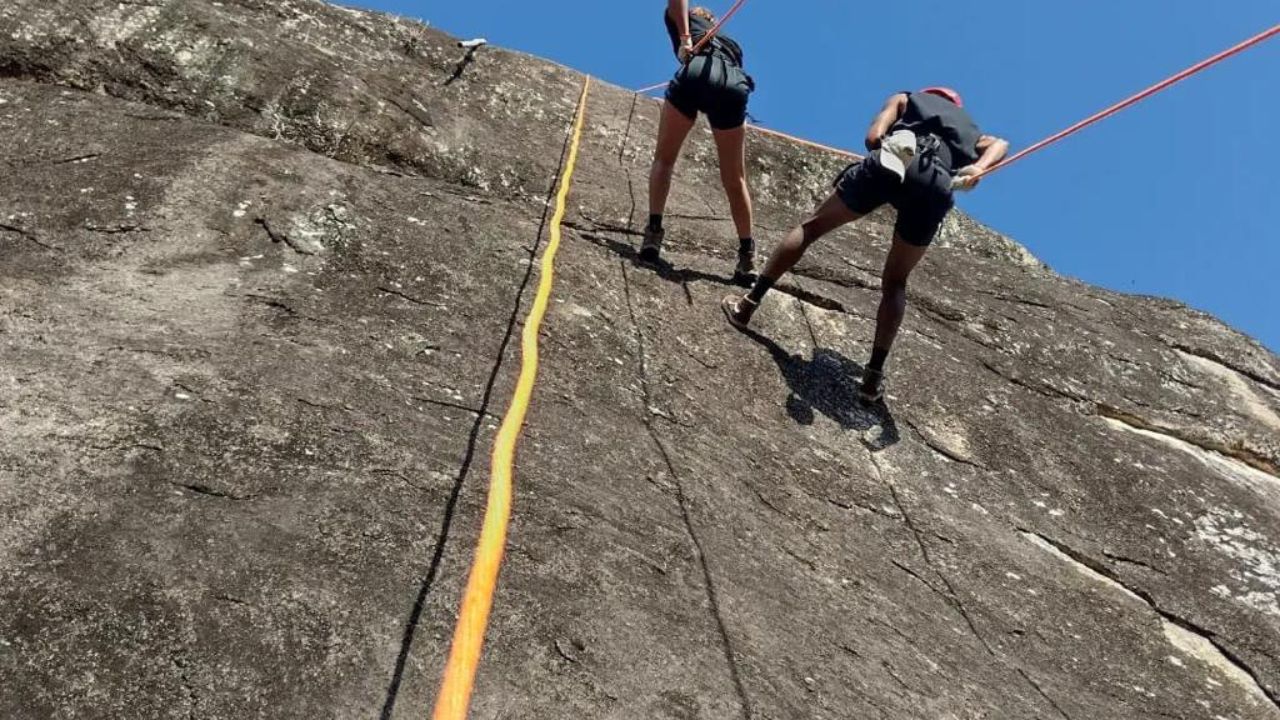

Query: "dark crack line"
(1170, 342), (1280, 393)
(1023, 528), (1280, 709)
(1016, 668), (1072, 720)
(409, 394), (499, 420)
(1102, 549), (1167, 576)
(902, 418), (986, 469)
(621, 260), (753, 720)
(980, 360), (1085, 404)
(376, 285), (446, 308)
(1094, 403), (1280, 477)
(52, 152), (102, 165)
(870, 456), (1071, 720)
(619, 92), (640, 231)
(255, 217), (314, 255)
(171, 482), (242, 500)
(385, 95), (433, 131)
(0, 222), (62, 252)
(84, 222), (150, 235)
(378, 94), (579, 720)
(793, 277), (822, 349)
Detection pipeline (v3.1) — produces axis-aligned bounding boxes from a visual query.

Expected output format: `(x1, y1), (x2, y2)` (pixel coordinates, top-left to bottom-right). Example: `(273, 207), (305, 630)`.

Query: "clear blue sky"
(353, 1), (1279, 351)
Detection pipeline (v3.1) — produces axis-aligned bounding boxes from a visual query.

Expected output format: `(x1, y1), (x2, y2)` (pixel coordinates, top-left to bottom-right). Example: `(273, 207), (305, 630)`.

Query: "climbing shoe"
(858, 367), (885, 405)
(638, 226), (664, 263)
(732, 250), (756, 286)
(721, 294), (757, 331)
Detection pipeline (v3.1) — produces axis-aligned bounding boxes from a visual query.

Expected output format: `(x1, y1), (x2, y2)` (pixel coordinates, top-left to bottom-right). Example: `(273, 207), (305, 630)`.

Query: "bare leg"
(872, 233), (929, 354)
(859, 233), (929, 402)
(711, 125), (753, 240)
(759, 192), (861, 283)
(648, 101), (697, 218)
(723, 192), (861, 328)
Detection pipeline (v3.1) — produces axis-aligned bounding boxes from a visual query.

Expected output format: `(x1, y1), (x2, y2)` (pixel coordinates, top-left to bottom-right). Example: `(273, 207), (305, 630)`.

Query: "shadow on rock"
(740, 327), (899, 450)
(573, 227), (746, 289)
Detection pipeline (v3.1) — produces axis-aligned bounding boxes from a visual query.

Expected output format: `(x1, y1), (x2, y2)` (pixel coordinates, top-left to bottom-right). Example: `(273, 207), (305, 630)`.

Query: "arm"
(667, 0), (691, 58)
(953, 134), (1011, 190)
(971, 134), (1010, 172)
(865, 93), (909, 151)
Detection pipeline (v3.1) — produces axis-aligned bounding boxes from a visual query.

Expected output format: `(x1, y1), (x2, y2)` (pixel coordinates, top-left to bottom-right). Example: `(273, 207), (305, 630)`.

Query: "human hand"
(952, 165), (984, 192)
(677, 36), (694, 63)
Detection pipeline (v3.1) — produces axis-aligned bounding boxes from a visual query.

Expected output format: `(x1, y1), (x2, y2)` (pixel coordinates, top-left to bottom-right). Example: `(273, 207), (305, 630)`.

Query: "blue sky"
(353, 1), (1279, 351)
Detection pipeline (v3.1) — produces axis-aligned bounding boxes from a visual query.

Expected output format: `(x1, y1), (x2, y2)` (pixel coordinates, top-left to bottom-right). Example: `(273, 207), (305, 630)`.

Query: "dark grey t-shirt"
(891, 92), (982, 173)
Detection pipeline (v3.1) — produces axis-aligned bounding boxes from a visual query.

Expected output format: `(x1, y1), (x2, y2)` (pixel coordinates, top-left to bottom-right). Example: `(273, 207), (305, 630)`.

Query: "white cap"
(877, 129), (917, 182)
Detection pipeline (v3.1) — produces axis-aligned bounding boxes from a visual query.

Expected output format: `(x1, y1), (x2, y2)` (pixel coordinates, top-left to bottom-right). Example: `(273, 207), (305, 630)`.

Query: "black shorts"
(834, 153), (955, 247)
(665, 54), (752, 131)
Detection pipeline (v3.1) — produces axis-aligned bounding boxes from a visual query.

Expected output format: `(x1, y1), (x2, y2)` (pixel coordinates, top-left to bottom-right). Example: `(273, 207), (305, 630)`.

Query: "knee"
(719, 163), (746, 189)
(651, 155), (677, 178)
(881, 277), (908, 302)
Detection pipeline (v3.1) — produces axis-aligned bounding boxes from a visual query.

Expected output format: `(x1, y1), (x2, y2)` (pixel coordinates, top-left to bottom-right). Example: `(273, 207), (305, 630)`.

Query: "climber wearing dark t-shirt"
(722, 88), (1010, 403)
(642, 0), (756, 284)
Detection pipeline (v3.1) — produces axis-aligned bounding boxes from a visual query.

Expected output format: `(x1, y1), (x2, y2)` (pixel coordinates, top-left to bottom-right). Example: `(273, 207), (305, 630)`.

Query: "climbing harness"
(429, 78), (592, 720)
(641, 19), (1279, 183)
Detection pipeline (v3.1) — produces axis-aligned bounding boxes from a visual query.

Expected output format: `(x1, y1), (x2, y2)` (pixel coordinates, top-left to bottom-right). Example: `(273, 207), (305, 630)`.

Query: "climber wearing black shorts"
(642, 1), (757, 284)
(723, 88), (1010, 403)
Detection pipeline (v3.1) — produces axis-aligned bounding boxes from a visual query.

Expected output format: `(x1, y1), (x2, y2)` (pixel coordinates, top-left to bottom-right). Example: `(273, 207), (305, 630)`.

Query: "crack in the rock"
(385, 95), (433, 130)
(818, 492), (899, 520)
(971, 287), (1054, 311)
(170, 481), (243, 500)
(408, 394), (498, 420)
(980, 360), (1086, 404)
(378, 97), (581, 720)
(1095, 403), (1279, 478)
(1016, 667), (1072, 720)
(1022, 528), (1280, 709)
(618, 92), (640, 231)
(244, 293), (302, 318)
(84, 222), (150, 235)
(1169, 342), (1280, 393)
(620, 260), (753, 720)
(903, 418), (986, 469)
(0, 222), (63, 252)
(51, 152), (103, 165)
(870, 455), (1070, 719)
(255, 216), (314, 255)
(376, 285), (446, 309)
(1102, 549), (1167, 576)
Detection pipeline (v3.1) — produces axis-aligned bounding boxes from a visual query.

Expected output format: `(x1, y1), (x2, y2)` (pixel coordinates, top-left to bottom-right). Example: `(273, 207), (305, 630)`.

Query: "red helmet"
(920, 86), (963, 107)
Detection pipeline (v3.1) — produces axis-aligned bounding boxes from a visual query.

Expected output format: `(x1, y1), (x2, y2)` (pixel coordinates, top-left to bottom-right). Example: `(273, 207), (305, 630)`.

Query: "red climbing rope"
(636, 0), (750, 95)
(978, 23), (1280, 179)
(690, 0), (748, 56)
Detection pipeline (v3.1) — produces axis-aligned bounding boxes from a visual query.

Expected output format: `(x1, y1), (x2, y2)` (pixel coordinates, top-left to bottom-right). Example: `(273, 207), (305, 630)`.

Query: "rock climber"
(721, 87), (1009, 403)
(642, 0), (756, 284)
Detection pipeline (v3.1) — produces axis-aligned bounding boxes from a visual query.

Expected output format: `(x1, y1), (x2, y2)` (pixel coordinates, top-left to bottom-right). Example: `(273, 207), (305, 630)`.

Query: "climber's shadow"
(740, 327), (899, 450)
(574, 228), (743, 289)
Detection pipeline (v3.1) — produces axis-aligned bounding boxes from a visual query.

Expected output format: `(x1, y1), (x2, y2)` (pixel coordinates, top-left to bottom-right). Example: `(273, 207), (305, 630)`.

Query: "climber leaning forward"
(642, 0), (757, 284)
(722, 88), (1009, 403)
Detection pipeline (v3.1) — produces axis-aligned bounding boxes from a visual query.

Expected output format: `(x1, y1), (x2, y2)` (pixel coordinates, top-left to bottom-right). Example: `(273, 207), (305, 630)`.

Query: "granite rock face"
(2, 2), (1279, 719)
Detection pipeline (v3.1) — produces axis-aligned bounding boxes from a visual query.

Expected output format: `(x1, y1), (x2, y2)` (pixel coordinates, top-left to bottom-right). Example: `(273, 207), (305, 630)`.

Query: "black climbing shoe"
(721, 294), (757, 331)
(732, 250), (756, 286)
(858, 368), (885, 404)
(638, 226), (664, 263)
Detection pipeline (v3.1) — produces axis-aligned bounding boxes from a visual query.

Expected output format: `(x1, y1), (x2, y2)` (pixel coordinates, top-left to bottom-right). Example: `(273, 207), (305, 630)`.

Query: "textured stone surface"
(2, 1), (1279, 719)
